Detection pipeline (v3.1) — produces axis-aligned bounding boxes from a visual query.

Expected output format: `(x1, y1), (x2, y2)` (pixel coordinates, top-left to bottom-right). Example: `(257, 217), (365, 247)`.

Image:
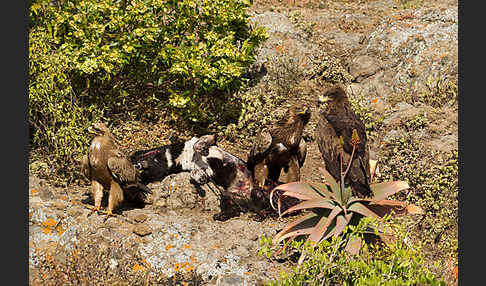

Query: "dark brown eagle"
(247, 104), (311, 189)
(315, 86), (372, 198)
(81, 122), (152, 220)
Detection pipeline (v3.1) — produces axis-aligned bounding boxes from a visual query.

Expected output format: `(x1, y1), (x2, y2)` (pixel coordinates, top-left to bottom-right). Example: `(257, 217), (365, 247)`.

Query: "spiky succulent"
(270, 160), (424, 261)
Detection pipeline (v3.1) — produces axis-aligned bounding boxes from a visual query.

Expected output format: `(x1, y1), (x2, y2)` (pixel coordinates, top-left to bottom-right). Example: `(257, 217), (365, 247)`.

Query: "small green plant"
(271, 135), (423, 263)
(404, 112), (429, 131)
(260, 217), (445, 286)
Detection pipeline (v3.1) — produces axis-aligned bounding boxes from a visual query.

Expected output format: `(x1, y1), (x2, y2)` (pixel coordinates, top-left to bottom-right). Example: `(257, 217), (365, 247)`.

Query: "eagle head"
(85, 122), (111, 136)
(318, 85), (348, 106)
(290, 104), (311, 125)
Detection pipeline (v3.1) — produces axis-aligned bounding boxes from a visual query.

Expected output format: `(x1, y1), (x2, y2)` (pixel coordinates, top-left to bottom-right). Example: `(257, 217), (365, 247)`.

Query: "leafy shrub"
(259, 218), (445, 286)
(379, 136), (458, 260)
(29, 0), (267, 178)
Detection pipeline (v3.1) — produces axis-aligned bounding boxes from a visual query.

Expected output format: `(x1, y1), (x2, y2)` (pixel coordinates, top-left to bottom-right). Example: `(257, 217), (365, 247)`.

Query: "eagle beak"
(85, 126), (96, 134)
(298, 107), (311, 116)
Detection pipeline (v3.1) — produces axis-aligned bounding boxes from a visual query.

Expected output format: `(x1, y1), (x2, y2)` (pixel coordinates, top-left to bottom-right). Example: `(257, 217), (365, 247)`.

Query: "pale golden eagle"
(316, 86), (372, 198)
(81, 122), (152, 220)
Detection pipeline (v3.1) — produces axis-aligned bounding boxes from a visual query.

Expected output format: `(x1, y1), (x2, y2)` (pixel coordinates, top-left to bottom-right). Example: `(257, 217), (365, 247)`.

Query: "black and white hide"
(190, 145), (283, 222)
(129, 135), (217, 184)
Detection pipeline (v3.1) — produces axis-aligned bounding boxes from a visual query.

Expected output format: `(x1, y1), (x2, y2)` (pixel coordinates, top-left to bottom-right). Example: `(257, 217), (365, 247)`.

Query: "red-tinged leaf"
(348, 202), (382, 219)
(308, 207), (342, 243)
(319, 167), (340, 195)
(347, 197), (373, 206)
(320, 213), (353, 242)
(405, 203), (425, 214)
(274, 227), (315, 244)
(309, 182), (338, 200)
(281, 198), (336, 216)
(331, 213), (353, 239)
(344, 235), (362, 256)
(370, 181), (409, 201)
(273, 213), (320, 244)
(279, 191), (316, 201)
(367, 200), (425, 216)
(273, 182), (324, 200)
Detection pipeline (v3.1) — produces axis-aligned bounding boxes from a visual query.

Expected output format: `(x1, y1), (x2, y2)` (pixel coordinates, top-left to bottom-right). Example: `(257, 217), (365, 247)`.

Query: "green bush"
(379, 136), (458, 260)
(29, 0), (267, 177)
(259, 218), (445, 286)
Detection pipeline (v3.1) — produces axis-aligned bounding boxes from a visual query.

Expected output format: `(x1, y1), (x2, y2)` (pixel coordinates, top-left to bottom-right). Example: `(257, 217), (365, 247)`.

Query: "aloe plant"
(270, 160), (424, 263)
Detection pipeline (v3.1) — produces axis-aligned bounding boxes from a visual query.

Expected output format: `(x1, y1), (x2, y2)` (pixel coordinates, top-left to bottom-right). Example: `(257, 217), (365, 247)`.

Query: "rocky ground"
(29, 0), (458, 285)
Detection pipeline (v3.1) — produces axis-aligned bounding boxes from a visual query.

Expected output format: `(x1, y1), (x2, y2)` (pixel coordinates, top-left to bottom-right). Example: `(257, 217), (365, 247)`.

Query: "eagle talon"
(87, 206), (103, 217)
(103, 210), (114, 222)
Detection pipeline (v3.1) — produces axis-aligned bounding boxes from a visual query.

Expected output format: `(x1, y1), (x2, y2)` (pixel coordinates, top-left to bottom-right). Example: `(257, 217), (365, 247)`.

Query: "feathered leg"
(105, 181), (124, 222)
(286, 156), (301, 183)
(88, 180), (104, 216)
(254, 161), (269, 189)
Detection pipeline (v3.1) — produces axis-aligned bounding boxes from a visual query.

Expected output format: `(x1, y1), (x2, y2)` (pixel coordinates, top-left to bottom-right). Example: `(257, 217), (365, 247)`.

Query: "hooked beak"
(85, 126), (96, 134)
(299, 107), (311, 116)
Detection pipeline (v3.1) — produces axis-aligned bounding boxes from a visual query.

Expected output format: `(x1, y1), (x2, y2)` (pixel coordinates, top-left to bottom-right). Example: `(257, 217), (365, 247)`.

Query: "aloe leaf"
(330, 213), (353, 239)
(309, 182), (338, 201)
(273, 212), (320, 244)
(318, 167), (340, 195)
(370, 181), (410, 201)
(273, 182), (324, 200)
(347, 197), (373, 206)
(307, 207), (342, 243)
(367, 200), (425, 216)
(281, 198), (336, 216)
(348, 202), (382, 219)
(274, 227), (315, 244)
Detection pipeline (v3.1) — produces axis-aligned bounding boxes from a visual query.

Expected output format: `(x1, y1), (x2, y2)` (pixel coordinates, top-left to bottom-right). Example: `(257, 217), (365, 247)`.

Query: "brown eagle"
(247, 104), (311, 189)
(315, 86), (372, 198)
(81, 122), (152, 220)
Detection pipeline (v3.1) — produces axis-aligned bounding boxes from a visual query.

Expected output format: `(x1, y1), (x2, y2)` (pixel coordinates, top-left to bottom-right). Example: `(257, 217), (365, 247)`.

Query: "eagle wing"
(107, 150), (137, 185)
(316, 115), (342, 182)
(319, 113), (371, 197)
(81, 154), (91, 180)
(297, 139), (307, 168)
(325, 111), (367, 155)
(247, 127), (273, 171)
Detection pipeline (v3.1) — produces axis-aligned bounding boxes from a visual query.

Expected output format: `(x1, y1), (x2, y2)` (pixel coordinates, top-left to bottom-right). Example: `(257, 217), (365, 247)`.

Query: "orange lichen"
(29, 212), (33, 219)
(371, 98), (378, 104)
(31, 189), (39, 195)
(190, 255), (197, 263)
(185, 265), (194, 272)
(132, 264), (146, 271)
(183, 244), (191, 249)
(165, 244), (174, 251)
(244, 271), (252, 275)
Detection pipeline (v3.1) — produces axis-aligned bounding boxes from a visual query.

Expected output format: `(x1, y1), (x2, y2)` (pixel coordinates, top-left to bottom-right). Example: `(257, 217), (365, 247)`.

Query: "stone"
(133, 224), (152, 237)
(347, 55), (383, 83)
(134, 213), (148, 223)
